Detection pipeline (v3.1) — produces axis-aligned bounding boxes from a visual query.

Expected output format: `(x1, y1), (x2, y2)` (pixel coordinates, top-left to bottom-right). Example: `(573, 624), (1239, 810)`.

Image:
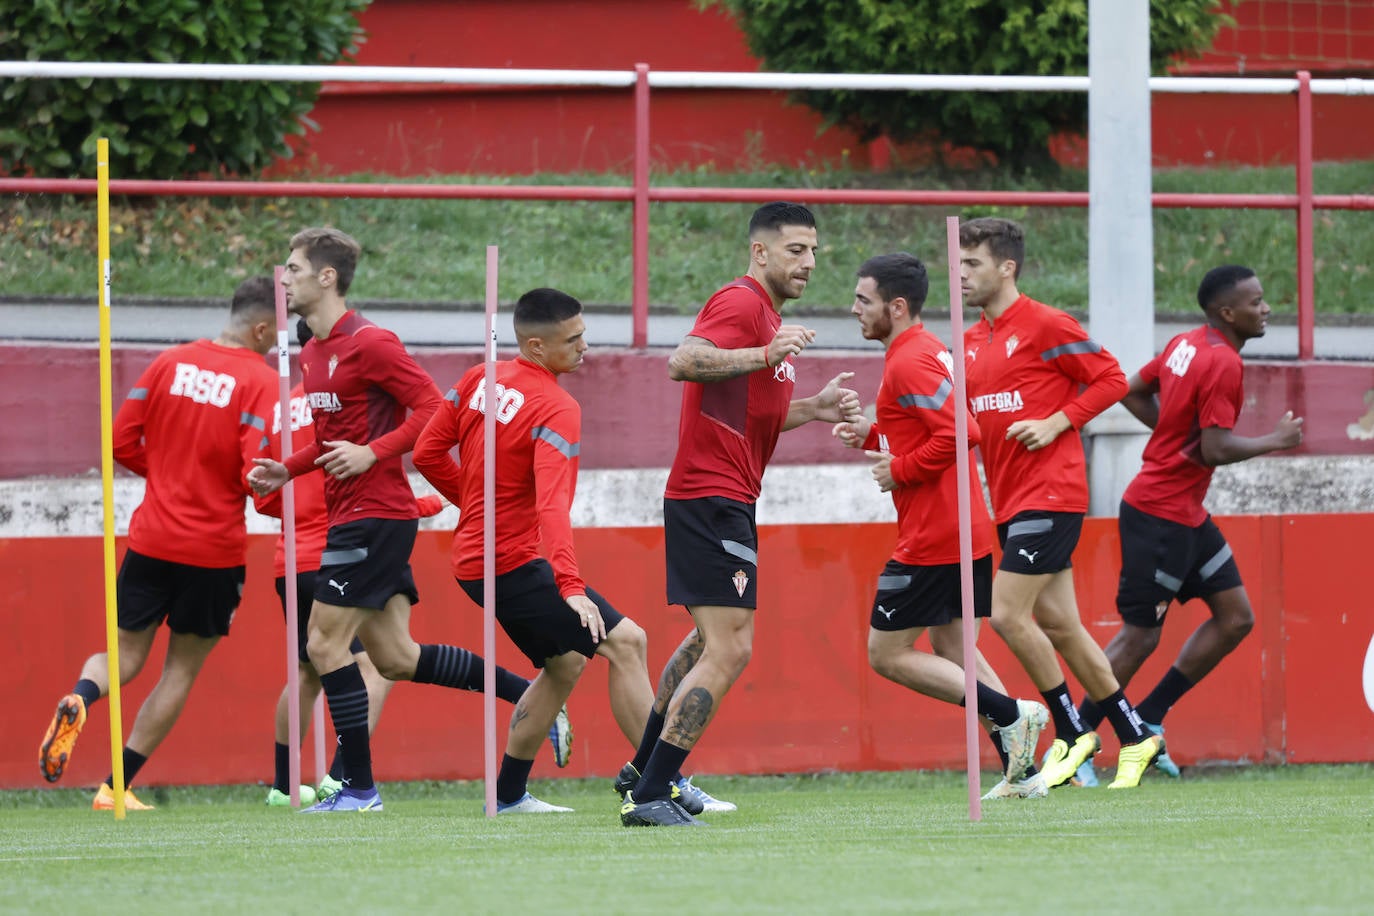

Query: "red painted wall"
(2, 342), (1371, 480)
(275, 0), (1374, 175)
(4, 514), (1371, 789)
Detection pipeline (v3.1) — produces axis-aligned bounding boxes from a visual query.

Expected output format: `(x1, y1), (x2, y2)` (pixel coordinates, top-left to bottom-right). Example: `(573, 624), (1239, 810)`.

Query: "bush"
(0, 0), (370, 178)
(701, 0), (1232, 169)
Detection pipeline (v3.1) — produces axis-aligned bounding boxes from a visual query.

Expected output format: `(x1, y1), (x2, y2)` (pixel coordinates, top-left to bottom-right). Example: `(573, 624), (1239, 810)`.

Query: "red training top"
(113, 339), (277, 568)
(256, 385), (446, 576)
(284, 311), (441, 527)
(962, 295), (1127, 523)
(665, 277), (795, 504)
(863, 325), (993, 565)
(1123, 325), (1244, 527)
(414, 357), (586, 599)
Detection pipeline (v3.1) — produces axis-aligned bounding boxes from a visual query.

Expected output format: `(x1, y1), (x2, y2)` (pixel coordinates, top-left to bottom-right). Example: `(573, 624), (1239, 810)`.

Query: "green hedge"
(701, 0), (1232, 169)
(0, 0), (369, 178)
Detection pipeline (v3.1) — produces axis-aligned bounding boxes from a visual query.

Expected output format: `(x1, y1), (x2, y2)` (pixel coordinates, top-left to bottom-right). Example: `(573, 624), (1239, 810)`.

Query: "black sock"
(988, 731), (1011, 772)
(496, 754), (535, 805)
(73, 678), (102, 709)
(105, 748), (148, 790)
(329, 744), (346, 781)
(413, 644), (531, 703)
(1096, 689), (1148, 744)
(1136, 667), (1195, 725)
(1040, 682), (1085, 742)
(631, 709), (667, 774)
(321, 664), (372, 791)
(634, 740), (690, 802)
(1078, 696), (1105, 731)
(964, 682), (1019, 729)
(273, 742), (290, 793)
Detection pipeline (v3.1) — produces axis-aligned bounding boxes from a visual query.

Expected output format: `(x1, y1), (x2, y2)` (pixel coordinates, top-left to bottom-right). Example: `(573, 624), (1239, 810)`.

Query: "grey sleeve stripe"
(1041, 340), (1102, 361)
(444, 388), (462, 405)
(128, 387), (148, 400)
(321, 547), (369, 565)
(532, 426), (580, 458)
(1153, 569), (1184, 593)
(896, 378), (953, 411)
(241, 411), (267, 432)
(722, 539), (757, 565)
(877, 574), (912, 590)
(1007, 518), (1053, 539)
(1199, 543), (1234, 581)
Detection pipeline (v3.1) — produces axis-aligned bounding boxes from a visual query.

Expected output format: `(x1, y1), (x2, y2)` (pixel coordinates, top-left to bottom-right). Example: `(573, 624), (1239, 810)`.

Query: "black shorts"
(664, 496), (758, 610)
(1116, 501), (1244, 628)
(869, 556), (993, 631)
(275, 570), (365, 663)
(459, 558), (626, 668)
(117, 548), (244, 639)
(996, 511), (1083, 575)
(314, 518), (420, 611)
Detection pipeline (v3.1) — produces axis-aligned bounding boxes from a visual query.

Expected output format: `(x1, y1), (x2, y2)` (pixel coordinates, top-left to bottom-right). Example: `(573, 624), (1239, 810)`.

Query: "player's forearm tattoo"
(665, 687), (714, 746)
(669, 341), (767, 383)
(654, 630), (706, 710)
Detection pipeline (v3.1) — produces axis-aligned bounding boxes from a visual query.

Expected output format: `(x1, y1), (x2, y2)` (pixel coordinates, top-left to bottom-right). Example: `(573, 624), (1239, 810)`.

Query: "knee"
(544, 652), (587, 688)
(1112, 625), (1161, 665)
(1221, 606), (1255, 642)
(867, 643), (899, 681)
(603, 618), (648, 662)
(370, 653), (411, 682)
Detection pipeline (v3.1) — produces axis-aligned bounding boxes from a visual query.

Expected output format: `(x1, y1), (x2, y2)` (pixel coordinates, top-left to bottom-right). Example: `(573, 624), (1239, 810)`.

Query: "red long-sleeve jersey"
(1123, 325), (1245, 527)
(863, 325), (992, 565)
(414, 357), (586, 599)
(962, 295), (1127, 522)
(113, 339), (277, 568)
(284, 311), (441, 527)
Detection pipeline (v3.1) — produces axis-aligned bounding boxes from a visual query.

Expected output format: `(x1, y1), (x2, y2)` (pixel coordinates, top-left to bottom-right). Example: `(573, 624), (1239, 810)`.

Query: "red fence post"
(632, 63), (651, 349)
(1296, 70), (1315, 361)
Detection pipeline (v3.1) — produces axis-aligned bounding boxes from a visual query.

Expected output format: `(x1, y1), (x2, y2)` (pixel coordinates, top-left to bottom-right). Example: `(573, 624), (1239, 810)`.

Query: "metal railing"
(2, 61), (1372, 356)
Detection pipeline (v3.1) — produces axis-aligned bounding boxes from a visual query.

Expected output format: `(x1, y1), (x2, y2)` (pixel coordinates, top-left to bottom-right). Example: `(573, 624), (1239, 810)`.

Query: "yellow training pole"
(96, 137), (128, 819)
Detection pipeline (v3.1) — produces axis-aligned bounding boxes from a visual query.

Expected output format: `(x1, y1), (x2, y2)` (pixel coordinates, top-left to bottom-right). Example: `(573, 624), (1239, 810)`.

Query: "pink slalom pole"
(482, 246), (499, 817)
(946, 217), (982, 821)
(273, 266), (302, 806)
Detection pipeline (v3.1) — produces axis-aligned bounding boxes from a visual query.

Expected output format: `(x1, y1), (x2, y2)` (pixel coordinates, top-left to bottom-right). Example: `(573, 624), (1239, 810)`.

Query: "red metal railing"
(3, 67), (1372, 356)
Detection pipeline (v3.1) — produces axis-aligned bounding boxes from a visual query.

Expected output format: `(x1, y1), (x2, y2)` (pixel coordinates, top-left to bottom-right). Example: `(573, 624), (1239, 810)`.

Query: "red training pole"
(482, 246), (499, 818)
(273, 266), (302, 806)
(946, 217), (982, 822)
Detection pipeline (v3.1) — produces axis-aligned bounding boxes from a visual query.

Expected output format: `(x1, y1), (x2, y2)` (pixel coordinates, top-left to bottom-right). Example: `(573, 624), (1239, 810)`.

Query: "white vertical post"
(1086, 0), (1154, 515)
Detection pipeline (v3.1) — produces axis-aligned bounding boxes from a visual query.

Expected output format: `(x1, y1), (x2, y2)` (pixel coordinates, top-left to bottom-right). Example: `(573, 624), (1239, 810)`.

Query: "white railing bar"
(0, 61), (1370, 96)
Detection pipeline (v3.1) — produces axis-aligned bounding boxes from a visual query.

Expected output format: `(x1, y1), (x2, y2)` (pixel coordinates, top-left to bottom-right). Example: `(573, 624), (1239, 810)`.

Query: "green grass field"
(5, 766), (1371, 914)
(2, 161), (1371, 316)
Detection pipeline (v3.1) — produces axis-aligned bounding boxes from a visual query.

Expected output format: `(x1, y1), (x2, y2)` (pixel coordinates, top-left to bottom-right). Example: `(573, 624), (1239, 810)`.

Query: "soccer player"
(38, 276), (280, 810)
(959, 216), (1162, 790)
(414, 287), (661, 814)
(833, 253), (1050, 798)
(619, 202), (862, 827)
(1073, 265), (1303, 783)
(254, 325), (567, 808)
(248, 228), (539, 812)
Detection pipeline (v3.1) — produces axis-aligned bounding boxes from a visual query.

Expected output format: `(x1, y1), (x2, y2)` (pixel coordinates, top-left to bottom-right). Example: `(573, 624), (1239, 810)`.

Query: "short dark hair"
(514, 287), (583, 334)
(857, 253), (929, 316)
(1197, 264), (1256, 312)
(959, 217), (1025, 279)
(231, 275), (275, 318)
(749, 201), (816, 236)
(289, 227), (361, 295)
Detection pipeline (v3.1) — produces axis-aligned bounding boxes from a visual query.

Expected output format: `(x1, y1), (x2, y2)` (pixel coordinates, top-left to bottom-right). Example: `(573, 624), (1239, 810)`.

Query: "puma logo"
(1018, 549), (1038, 564)
(328, 578), (348, 596)
(877, 604), (895, 620)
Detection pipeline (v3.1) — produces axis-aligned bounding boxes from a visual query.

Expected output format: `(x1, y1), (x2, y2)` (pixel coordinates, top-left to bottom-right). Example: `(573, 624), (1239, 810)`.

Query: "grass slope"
(1, 163), (1371, 316)
(4, 766), (1372, 914)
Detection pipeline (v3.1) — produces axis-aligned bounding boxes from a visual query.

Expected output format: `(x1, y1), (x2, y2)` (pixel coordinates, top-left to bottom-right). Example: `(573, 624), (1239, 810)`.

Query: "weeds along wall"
(2, 514), (1371, 789)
